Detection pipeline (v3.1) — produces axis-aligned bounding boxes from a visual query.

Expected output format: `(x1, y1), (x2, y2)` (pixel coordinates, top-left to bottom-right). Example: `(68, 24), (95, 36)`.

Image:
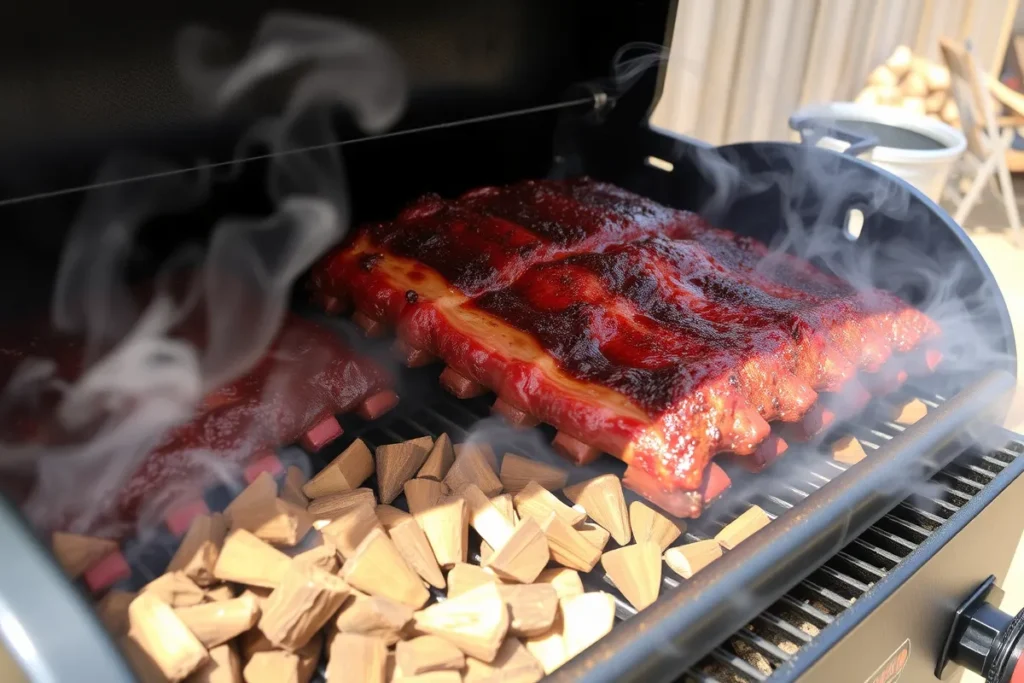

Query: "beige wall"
(652, 0), (1020, 145)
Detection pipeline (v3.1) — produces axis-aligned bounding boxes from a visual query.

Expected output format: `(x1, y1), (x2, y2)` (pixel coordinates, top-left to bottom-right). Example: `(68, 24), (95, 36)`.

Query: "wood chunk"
(500, 583), (559, 637)
(462, 483), (515, 549)
(189, 643), (242, 683)
(127, 592), (209, 682)
(482, 518), (550, 584)
(535, 568), (584, 600)
(308, 488), (377, 527)
(142, 571), (207, 608)
(575, 522), (610, 552)
(393, 672), (462, 683)
(175, 593), (261, 648)
(396, 635), (466, 675)
(663, 540), (723, 579)
(418, 433), (455, 481)
(412, 583), (510, 662)
(259, 563), (350, 650)
(224, 471), (277, 525)
(446, 563), (501, 598)
(563, 475), (630, 545)
(414, 497), (469, 569)
(888, 398), (928, 425)
(601, 542), (662, 611)
(238, 586), (274, 612)
(341, 529), (430, 608)
(382, 511), (446, 590)
(326, 633), (388, 683)
(715, 505), (771, 550)
(462, 638), (545, 683)
(375, 504), (411, 528)
(292, 543), (340, 573)
(377, 437), (434, 504)
(167, 513), (227, 587)
(629, 502), (682, 551)
(514, 482), (584, 527)
(439, 366), (487, 398)
(479, 539), (494, 564)
(561, 592), (616, 659)
(523, 615), (567, 675)
(445, 446), (502, 496)
(489, 494), (518, 526)
(334, 594), (414, 646)
(551, 431), (601, 465)
(280, 467), (310, 508)
(538, 513), (601, 572)
(241, 634), (321, 683)
(204, 585), (235, 602)
(491, 399), (541, 428)
(319, 503), (383, 559)
(455, 443), (498, 471)
(96, 590), (135, 636)
(51, 531), (118, 578)
(832, 435), (867, 465)
(303, 440), (374, 499)
(404, 479), (449, 515)
(499, 454), (568, 494)
(213, 529), (292, 589)
(230, 497), (312, 548)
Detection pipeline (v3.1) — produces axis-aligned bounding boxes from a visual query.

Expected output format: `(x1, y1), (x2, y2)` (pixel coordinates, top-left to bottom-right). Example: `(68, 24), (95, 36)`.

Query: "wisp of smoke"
(0, 12), (406, 535)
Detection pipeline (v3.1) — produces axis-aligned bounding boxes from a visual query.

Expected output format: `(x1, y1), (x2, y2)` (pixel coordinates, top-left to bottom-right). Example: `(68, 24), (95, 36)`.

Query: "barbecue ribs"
(311, 178), (940, 516)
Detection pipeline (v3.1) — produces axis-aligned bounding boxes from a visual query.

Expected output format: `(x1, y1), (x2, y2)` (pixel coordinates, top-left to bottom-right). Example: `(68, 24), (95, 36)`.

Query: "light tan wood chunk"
(307, 488), (377, 528)
(280, 466), (310, 508)
(326, 633), (388, 683)
(96, 590), (136, 636)
(561, 592), (616, 659)
(447, 563), (501, 598)
(175, 593), (261, 648)
(601, 542), (662, 611)
(663, 540), (723, 579)
(462, 483), (515, 549)
(514, 481), (584, 527)
(489, 494), (518, 526)
(241, 633), (321, 683)
(341, 528), (430, 608)
(415, 496), (469, 569)
(539, 513), (601, 572)
(213, 529), (292, 589)
(167, 513), (227, 586)
(575, 522), (610, 552)
(319, 503), (383, 559)
(396, 635), (466, 675)
(629, 501), (682, 551)
(230, 496), (312, 548)
(445, 445), (502, 496)
(462, 637), (545, 683)
(535, 568), (584, 600)
(302, 439), (374, 498)
(142, 571), (207, 608)
(418, 433), (456, 481)
(258, 563), (350, 650)
(334, 593), (414, 646)
(377, 507), (445, 589)
(889, 398), (928, 425)
(715, 505), (771, 550)
(291, 543), (340, 573)
(563, 475), (631, 545)
(523, 615), (567, 675)
(500, 583), (559, 637)
(188, 642), (241, 683)
(127, 592), (209, 682)
(482, 518), (550, 584)
(499, 454), (568, 494)
(832, 435), (867, 464)
(404, 479), (450, 515)
(51, 531), (118, 578)
(224, 472), (277, 525)
(412, 583), (510, 662)
(377, 436), (434, 504)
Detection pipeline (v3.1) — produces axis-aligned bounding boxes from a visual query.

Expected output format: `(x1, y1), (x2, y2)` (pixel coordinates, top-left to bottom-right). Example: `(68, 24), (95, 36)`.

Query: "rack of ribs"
(310, 178), (940, 517)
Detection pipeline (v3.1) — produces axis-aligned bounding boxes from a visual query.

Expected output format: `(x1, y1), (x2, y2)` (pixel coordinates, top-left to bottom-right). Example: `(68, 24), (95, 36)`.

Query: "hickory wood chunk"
(663, 540), (723, 579)
(500, 583), (559, 637)
(482, 518), (550, 584)
(499, 454), (568, 494)
(292, 543), (340, 573)
(832, 435), (867, 465)
(561, 592), (616, 659)
(224, 471), (277, 524)
(308, 488), (377, 528)
(490, 494), (518, 526)
(96, 590), (136, 636)
(415, 496), (469, 569)
(563, 475), (631, 546)
(230, 496), (312, 547)
(303, 439), (374, 499)
(239, 586), (274, 611)
(259, 563), (350, 651)
(462, 484), (515, 549)
(523, 616), (567, 675)
(629, 501), (682, 551)
(445, 445), (502, 496)
(241, 633), (321, 683)
(127, 592), (209, 682)
(412, 582), (510, 662)
(188, 643), (241, 683)
(166, 513), (227, 587)
(396, 635), (466, 675)
(418, 433), (456, 481)
(601, 542), (662, 611)
(174, 593), (261, 648)
(341, 528), (430, 608)
(456, 443), (498, 470)
(326, 633), (388, 683)
(404, 479), (450, 515)
(447, 563), (501, 598)
(319, 503), (383, 558)
(888, 398), (928, 425)
(575, 522), (610, 552)
(51, 531), (118, 578)
(462, 637), (545, 683)
(514, 482), (585, 527)
(377, 436), (434, 504)
(539, 513), (601, 572)
(281, 466), (310, 508)
(335, 593), (414, 646)
(393, 673), (462, 683)
(537, 570), (584, 603)
(213, 529), (292, 589)
(142, 571), (206, 608)
(376, 506), (445, 589)
(715, 505), (772, 551)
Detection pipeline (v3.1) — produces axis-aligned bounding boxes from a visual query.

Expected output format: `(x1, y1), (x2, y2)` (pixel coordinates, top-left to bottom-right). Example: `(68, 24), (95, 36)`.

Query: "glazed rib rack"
(310, 178), (941, 517)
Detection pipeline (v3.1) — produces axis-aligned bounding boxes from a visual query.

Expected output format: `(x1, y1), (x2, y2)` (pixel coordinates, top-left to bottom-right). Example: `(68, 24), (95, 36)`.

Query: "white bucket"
(792, 102), (966, 202)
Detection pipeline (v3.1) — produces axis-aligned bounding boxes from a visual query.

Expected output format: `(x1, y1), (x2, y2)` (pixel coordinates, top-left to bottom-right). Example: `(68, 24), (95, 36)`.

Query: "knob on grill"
(937, 575), (1024, 682)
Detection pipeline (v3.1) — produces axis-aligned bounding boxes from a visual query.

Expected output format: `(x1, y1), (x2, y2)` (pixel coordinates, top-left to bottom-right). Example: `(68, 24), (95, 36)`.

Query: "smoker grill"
(1, 1), (1024, 682)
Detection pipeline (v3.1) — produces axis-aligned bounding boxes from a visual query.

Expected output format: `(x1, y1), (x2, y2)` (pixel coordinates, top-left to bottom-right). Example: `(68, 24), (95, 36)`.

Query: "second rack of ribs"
(310, 178), (939, 515)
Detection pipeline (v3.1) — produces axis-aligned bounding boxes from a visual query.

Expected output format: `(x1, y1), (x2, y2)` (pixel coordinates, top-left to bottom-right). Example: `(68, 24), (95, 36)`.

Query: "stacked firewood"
(855, 45), (959, 127)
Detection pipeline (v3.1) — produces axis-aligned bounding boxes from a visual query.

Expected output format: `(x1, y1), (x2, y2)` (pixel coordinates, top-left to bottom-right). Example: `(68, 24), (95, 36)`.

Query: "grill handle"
(937, 575), (1024, 683)
(788, 114), (879, 157)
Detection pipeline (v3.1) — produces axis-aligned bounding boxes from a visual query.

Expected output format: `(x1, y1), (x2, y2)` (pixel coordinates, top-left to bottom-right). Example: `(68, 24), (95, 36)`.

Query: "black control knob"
(937, 576), (1024, 682)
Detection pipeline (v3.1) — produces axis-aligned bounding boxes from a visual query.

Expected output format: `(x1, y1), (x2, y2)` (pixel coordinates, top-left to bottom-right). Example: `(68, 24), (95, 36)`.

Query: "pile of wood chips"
(856, 45), (959, 127)
(54, 434), (777, 683)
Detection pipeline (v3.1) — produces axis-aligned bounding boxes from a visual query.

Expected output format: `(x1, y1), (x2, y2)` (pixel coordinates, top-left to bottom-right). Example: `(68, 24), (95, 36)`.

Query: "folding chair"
(940, 38), (1023, 244)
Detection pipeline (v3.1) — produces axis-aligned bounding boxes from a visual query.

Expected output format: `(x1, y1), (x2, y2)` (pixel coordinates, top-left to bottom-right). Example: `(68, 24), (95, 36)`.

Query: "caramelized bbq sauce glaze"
(313, 178), (938, 494)
(0, 315), (391, 527)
